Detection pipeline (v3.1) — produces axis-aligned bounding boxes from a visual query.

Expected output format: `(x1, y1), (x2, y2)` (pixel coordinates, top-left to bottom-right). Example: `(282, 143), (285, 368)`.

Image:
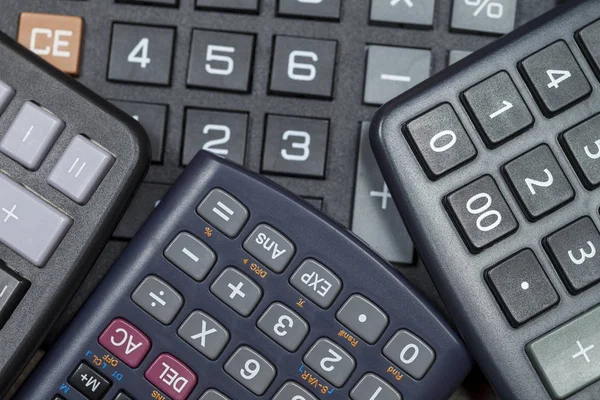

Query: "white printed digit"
(400, 343), (420, 364)
(127, 38), (151, 68)
(466, 193), (502, 232)
(429, 130), (457, 153)
(547, 69), (572, 89)
(288, 51), (318, 81)
(568, 241), (596, 265)
(202, 124), (231, 156)
(320, 349), (342, 372)
(206, 45), (235, 76)
(524, 169), (554, 195)
(281, 130), (311, 161)
(584, 139), (600, 160)
(240, 359), (261, 380)
(273, 315), (294, 337)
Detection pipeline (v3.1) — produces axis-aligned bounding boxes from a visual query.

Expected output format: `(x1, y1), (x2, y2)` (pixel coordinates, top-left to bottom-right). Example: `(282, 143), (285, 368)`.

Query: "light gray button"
(527, 305), (600, 399)
(449, 50), (473, 65)
(336, 295), (389, 344)
(243, 224), (295, 273)
(224, 346), (276, 395)
(451, 0), (517, 35)
(383, 330), (435, 380)
(351, 123), (414, 264)
(370, 0), (434, 27)
(197, 189), (249, 237)
(0, 81), (15, 115)
(131, 276), (183, 324)
(0, 101), (64, 170)
(210, 267), (262, 316)
(257, 302), (309, 351)
(165, 232), (216, 281)
(364, 45), (431, 106)
(273, 382), (316, 400)
(48, 135), (115, 204)
(350, 373), (402, 400)
(178, 311), (229, 360)
(0, 173), (72, 266)
(290, 259), (342, 309)
(303, 338), (355, 387)
(200, 389), (230, 400)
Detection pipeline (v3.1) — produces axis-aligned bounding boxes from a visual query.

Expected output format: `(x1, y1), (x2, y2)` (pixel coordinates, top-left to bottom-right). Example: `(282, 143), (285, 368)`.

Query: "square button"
(290, 259), (342, 308)
(68, 363), (111, 400)
(462, 71), (533, 147)
(544, 217), (600, 294)
(0, 263), (30, 329)
(405, 103), (476, 179)
(195, 0), (259, 13)
(486, 250), (558, 327)
(178, 311), (230, 360)
(503, 145), (573, 221)
(383, 330), (435, 380)
(108, 23), (175, 86)
(197, 188), (249, 237)
(225, 347), (276, 395)
(182, 108), (248, 166)
(187, 29), (255, 93)
(200, 390), (230, 400)
(370, 0), (434, 27)
(145, 354), (197, 400)
(304, 338), (355, 387)
(278, 0), (341, 20)
(578, 19), (600, 80)
(210, 267), (262, 316)
(48, 135), (115, 204)
(364, 45), (431, 106)
(336, 295), (388, 344)
(0, 81), (15, 115)
(273, 382), (316, 400)
(164, 232), (216, 281)
(243, 224), (295, 273)
(451, 0), (516, 35)
(561, 114), (600, 189)
(257, 302), (309, 351)
(270, 36), (337, 99)
(445, 175), (518, 252)
(262, 114), (329, 178)
(351, 374), (401, 400)
(0, 101), (65, 170)
(131, 276), (183, 324)
(98, 318), (151, 367)
(520, 41), (591, 116)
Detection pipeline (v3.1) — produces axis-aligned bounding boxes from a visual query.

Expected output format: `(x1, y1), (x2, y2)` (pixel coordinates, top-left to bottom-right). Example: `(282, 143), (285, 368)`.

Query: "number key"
(257, 303), (309, 351)
(273, 382), (317, 400)
(303, 338), (356, 387)
(350, 373), (401, 400)
(224, 346), (276, 395)
(561, 114), (600, 189)
(383, 330), (435, 380)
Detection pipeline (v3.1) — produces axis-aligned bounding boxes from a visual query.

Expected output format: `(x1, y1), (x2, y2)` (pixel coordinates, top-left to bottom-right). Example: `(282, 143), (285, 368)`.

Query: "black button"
(486, 250), (558, 327)
(544, 217), (600, 294)
(519, 41), (591, 117)
(462, 71), (533, 147)
(0, 262), (29, 328)
(445, 176), (518, 252)
(561, 114), (600, 189)
(68, 362), (112, 400)
(405, 103), (476, 180)
(195, 0), (259, 13)
(502, 145), (574, 221)
(577, 19), (600, 81)
(278, 0), (341, 21)
(113, 391), (135, 400)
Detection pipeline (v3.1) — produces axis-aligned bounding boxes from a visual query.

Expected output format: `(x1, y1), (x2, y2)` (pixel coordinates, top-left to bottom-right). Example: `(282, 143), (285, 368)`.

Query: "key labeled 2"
(243, 224), (295, 273)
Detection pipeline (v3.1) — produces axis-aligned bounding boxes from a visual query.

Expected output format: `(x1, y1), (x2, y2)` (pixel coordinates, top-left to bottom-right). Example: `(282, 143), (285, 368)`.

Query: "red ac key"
(98, 318), (151, 367)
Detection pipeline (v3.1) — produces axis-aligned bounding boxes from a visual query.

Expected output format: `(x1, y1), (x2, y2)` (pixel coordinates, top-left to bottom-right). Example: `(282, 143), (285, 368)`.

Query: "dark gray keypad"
(0, 101), (64, 170)
(164, 232), (216, 281)
(405, 103), (476, 179)
(545, 218), (600, 294)
(445, 175), (518, 252)
(336, 295), (388, 344)
(243, 224), (295, 273)
(178, 311), (229, 360)
(561, 114), (600, 189)
(182, 108), (248, 166)
(200, 389), (230, 400)
(108, 23), (175, 86)
(0, 81), (14, 115)
(503, 145), (573, 220)
(520, 41), (591, 116)
(131, 276), (183, 324)
(451, 0), (517, 35)
(210, 267), (262, 316)
(578, 19), (600, 79)
(303, 338), (355, 387)
(0, 263), (29, 328)
(273, 382), (316, 400)
(462, 71), (533, 147)
(290, 259), (342, 308)
(278, 0), (340, 20)
(449, 50), (472, 65)
(195, 0), (259, 13)
(187, 29), (255, 93)
(383, 330), (435, 380)
(350, 373), (401, 400)
(0, 173), (72, 267)
(197, 189), (249, 237)
(270, 36), (337, 99)
(261, 114), (329, 178)
(224, 346), (276, 395)
(486, 250), (558, 327)
(370, 0), (434, 27)
(257, 302), (309, 351)
(527, 305), (600, 399)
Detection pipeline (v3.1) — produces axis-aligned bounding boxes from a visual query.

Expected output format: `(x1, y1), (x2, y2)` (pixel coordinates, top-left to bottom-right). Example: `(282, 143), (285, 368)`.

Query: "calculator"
(371, 0), (600, 399)
(0, 31), (150, 395)
(15, 151), (471, 400)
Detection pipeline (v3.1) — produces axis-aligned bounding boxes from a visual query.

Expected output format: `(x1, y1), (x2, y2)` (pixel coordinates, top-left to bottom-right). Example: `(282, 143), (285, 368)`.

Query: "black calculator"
(371, 0), (600, 399)
(0, 31), (150, 395)
(15, 152), (471, 400)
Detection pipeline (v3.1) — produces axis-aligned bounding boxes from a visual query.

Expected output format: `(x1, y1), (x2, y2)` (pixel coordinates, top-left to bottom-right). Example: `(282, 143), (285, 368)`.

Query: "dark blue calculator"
(15, 152), (470, 400)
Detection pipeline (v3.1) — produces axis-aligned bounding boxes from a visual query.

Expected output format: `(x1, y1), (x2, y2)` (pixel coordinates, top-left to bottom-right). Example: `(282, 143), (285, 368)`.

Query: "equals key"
(131, 276), (183, 325)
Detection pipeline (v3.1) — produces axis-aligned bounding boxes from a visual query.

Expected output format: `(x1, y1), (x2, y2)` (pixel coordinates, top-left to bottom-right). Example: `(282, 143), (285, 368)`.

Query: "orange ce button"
(17, 12), (84, 76)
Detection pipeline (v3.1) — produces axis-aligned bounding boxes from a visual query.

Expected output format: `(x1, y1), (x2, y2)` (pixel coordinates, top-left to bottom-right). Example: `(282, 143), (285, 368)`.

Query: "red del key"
(98, 318), (151, 367)
(145, 353), (197, 400)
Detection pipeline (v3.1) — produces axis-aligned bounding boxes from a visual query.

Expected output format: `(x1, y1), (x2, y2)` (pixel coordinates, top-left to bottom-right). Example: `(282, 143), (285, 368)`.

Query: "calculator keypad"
(561, 114), (600, 189)
(131, 276), (183, 324)
(210, 267), (262, 316)
(290, 259), (342, 308)
(257, 302), (309, 352)
(383, 330), (435, 380)
(224, 346), (276, 395)
(178, 311), (230, 360)
(303, 338), (356, 387)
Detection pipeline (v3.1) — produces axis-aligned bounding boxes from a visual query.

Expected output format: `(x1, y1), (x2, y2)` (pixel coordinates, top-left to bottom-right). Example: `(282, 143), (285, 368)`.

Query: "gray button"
(200, 389), (230, 400)
(370, 0), (434, 27)
(178, 311), (229, 360)
(290, 259), (342, 309)
(0, 173), (72, 266)
(257, 302), (309, 352)
(224, 346), (276, 395)
(210, 267), (262, 316)
(273, 382), (316, 400)
(303, 338), (356, 387)
(243, 224), (295, 273)
(48, 135), (115, 204)
(449, 50), (473, 65)
(383, 330), (435, 380)
(131, 276), (183, 324)
(351, 123), (414, 264)
(527, 305), (600, 399)
(451, 0), (517, 35)
(0, 81), (15, 115)
(350, 373), (402, 400)
(364, 45), (431, 106)
(164, 232), (216, 281)
(197, 189), (249, 237)
(0, 263), (30, 328)
(336, 295), (389, 344)
(0, 101), (64, 170)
